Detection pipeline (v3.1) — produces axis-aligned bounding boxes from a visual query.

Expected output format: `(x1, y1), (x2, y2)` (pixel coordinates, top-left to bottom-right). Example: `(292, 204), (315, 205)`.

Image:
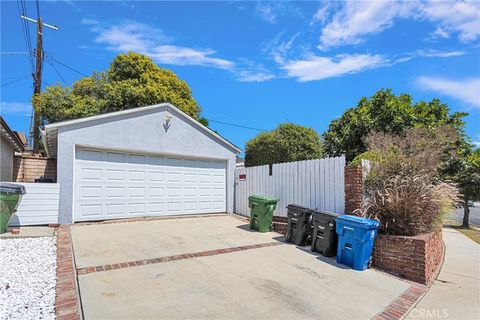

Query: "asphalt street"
(447, 203), (480, 226)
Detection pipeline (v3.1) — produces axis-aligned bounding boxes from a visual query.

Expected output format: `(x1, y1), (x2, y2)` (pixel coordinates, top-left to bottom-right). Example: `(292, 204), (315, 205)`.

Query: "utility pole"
(20, 14), (58, 154)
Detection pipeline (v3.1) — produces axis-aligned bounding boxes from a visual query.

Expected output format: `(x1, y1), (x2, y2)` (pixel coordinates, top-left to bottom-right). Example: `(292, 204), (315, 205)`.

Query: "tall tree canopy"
(244, 123), (323, 167)
(322, 89), (467, 162)
(33, 52), (201, 124)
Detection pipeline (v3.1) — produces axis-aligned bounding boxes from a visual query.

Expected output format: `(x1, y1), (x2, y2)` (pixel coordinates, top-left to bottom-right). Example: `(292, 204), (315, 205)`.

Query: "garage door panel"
(149, 171), (165, 182)
(106, 169), (125, 181)
(79, 204), (103, 217)
(167, 201), (182, 212)
(129, 187), (146, 198)
(106, 203), (125, 215)
(80, 186), (103, 199)
(149, 202), (165, 214)
(106, 186), (125, 198)
(213, 200), (225, 210)
(74, 148), (227, 222)
(129, 170), (146, 181)
(128, 203), (146, 214)
(149, 187), (165, 197)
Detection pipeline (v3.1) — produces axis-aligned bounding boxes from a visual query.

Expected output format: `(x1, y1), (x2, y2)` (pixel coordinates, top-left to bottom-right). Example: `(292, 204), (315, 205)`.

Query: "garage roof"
(42, 103), (242, 158)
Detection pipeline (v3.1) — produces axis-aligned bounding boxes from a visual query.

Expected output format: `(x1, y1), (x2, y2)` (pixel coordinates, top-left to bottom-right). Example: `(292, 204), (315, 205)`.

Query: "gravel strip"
(0, 237), (56, 319)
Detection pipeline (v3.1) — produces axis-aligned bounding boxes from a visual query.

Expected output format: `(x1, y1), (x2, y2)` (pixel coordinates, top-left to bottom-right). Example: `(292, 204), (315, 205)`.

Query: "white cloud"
(282, 54), (386, 82)
(416, 50), (467, 58)
(90, 21), (234, 70)
(255, 4), (277, 24)
(316, 0), (480, 50)
(80, 18), (99, 26)
(0, 102), (32, 114)
(429, 27), (450, 40)
(416, 76), (480, 108)
(422, 0), (480, 42)
(318, 1), (415, 50)
(255, 2), (302, 25)
(263, 32), (301, 64)
(310, 1), (335, 25)
(234, 60), (275, 82)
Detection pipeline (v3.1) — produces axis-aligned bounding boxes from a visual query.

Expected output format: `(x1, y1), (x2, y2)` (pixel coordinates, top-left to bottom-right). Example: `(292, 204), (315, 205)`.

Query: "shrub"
(358, 127), (461, 235)
(361, 174), (459, 235)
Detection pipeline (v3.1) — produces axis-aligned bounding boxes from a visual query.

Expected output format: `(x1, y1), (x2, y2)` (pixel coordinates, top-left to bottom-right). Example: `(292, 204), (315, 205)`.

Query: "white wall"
(0, 138), (14, 181)
(234, 156), (345, 217)
(56, 106), (238, 224)
(9, 183), (59, 226)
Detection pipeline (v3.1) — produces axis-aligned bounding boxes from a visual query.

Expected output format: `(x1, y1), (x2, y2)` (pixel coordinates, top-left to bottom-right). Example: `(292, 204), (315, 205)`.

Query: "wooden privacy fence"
(9, 183), (60, 226)
(234, 156), (345, 217)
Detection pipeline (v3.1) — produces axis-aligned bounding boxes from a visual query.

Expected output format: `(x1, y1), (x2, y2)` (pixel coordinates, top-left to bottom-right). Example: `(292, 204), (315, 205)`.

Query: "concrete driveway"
(71, 215), (410, 320)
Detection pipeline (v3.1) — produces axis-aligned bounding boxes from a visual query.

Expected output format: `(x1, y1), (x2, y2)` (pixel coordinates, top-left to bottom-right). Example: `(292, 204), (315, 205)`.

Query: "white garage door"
(74, 148), (227, 222)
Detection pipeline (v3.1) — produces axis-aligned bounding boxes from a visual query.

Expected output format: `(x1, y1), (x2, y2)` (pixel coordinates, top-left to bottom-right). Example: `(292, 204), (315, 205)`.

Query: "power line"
(1, 75), (30, 87)
(20, 2), (59, 153)
(35, 0), (40, 18)
(0, 51), (28, 55)
(50, 57), (88, 77)
(206, 119), (267, 132)
(48, 60), (67, 85)
(16, 0), (35, 74)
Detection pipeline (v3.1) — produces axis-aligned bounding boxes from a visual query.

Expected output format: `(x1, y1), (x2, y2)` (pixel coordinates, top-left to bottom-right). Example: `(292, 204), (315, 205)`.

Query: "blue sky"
(1, 0), (479, 152)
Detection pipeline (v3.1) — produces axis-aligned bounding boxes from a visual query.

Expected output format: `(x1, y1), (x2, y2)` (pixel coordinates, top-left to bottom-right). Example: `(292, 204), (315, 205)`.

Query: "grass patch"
(443, 220), (480, 244)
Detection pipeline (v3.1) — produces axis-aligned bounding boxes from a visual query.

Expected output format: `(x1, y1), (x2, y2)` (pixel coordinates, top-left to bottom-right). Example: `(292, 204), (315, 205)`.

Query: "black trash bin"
(286, 204), (312, 246)
(311, 210), (340, 257)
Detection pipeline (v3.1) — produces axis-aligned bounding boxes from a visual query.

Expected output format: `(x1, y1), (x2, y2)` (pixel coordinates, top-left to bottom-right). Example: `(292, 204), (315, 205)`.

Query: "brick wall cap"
(377, 230), (442, 241)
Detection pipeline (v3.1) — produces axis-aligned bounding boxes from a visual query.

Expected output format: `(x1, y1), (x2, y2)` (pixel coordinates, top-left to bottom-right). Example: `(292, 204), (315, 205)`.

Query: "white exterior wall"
(234, 156), (345, 217)
(56, 107), (238, 224)
(0, 138), (14, 181)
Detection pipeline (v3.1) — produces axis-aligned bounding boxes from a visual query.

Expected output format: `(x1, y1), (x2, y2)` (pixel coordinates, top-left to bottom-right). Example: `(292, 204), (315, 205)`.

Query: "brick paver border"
(371, 284), (427, 320)
(56, 225), (82, 320)
(77, 241), (283, 275)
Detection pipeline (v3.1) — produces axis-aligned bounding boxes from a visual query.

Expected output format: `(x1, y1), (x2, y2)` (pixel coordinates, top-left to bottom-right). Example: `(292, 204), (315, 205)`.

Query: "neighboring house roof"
(42, 103), (242, 158)
(0, 116), (25, 152)
(14, 131), (28, 146)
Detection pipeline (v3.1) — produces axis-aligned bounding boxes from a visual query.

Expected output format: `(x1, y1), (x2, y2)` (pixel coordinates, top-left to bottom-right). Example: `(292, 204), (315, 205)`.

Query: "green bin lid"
(0, 183), (26, 195)
(248, 195), (279, 204)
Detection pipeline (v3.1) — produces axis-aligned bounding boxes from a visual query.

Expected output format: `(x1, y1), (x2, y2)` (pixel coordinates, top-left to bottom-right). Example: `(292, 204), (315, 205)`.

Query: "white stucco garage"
(43, 103), (240, 224)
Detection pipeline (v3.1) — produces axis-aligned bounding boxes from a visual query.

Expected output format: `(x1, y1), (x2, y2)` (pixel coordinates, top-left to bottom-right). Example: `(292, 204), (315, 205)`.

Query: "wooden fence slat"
(234, 156), (345, 217)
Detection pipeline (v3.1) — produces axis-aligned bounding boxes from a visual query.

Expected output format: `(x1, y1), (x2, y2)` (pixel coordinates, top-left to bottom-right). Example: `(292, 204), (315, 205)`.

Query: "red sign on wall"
(239, 174), (246, 181)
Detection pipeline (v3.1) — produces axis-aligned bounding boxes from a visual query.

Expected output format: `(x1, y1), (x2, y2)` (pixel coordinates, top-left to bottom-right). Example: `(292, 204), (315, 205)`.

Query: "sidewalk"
(405, 228), (480, 320)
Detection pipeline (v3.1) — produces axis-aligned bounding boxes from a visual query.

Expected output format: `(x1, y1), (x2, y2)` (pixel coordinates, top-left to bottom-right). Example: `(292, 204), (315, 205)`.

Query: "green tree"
(244, 123), (323, 167)
(454, 148), (480, 228)
(33, 52), (200, 124)
(322, 89), (467, 162)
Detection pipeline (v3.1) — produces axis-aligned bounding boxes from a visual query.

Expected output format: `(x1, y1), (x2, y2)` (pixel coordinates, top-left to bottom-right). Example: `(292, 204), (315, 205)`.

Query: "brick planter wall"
(372, 230), (444, 285)
(13, 155), (57, 182)
(272, 221), (287, 235)
(344, 164), (363, 215)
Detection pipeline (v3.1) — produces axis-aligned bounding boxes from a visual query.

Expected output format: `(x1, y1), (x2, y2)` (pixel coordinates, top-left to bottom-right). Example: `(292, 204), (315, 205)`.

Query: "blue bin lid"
(336, 215), (379, 228)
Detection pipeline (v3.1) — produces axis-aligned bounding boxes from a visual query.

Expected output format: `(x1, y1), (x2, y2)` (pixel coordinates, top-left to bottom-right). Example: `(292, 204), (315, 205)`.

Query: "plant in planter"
(357, 127), (462, 284)
(358, 126), (460, 236)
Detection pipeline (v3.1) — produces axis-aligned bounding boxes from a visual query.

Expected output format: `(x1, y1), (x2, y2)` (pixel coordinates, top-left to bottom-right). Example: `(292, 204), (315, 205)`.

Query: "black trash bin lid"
(0, 183), (26, 195)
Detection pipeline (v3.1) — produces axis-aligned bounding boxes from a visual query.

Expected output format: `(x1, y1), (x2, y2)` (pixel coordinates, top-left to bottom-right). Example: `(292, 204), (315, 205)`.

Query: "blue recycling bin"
(335, 215), (380, 271)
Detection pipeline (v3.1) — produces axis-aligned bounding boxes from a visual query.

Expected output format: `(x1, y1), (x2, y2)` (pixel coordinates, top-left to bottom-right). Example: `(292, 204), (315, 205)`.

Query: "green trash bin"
(0, 183), (26, 233)
(248, 195), (279, 232)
